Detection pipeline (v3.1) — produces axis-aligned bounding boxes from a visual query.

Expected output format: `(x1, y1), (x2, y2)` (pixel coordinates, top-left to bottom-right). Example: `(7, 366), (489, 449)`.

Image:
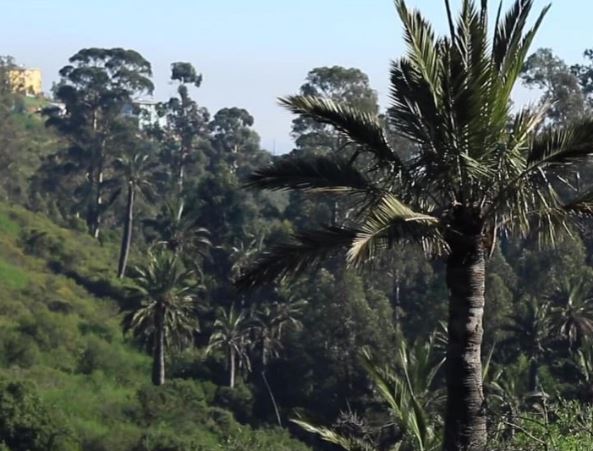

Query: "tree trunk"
(392, 269), (401, 333)
(152, 306), (165, 386)
(89, 169), (103, 239)
(261, 370), (282, 427)
(528, 358), (539, 393)
(117, 184), (135, 278)
(229, 348), (236, 388)
(444, 235), (487, 451)
(177, 162), (185, 193)
(177, 145), (188, 194)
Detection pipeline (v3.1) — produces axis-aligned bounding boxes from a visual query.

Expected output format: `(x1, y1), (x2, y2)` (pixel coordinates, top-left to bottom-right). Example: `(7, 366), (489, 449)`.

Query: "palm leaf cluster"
(549, 277), (593, 349)
(143, 201), (211, 259)
(293, 334), (444, 451)
(207, 305), (252, 375)
(206, 296), (307, 386)
(237, 0), (593, 289)
(123, 251), (200, 350)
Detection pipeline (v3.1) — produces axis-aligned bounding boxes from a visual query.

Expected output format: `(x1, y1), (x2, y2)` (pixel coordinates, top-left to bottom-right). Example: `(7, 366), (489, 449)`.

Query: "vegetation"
(3, 0), (593, 450)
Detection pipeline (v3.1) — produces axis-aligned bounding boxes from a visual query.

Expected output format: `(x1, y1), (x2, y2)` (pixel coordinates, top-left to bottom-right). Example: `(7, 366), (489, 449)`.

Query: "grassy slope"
(0, 204), (309, 450)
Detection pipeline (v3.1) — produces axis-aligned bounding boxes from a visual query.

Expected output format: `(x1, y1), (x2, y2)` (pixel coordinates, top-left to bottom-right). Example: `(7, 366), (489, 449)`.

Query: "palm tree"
(143, 201), (211, 265)
(123, 251), (199, 385)
(207, 305), (252, 389)
(549, 277), (593, 350)
(237, 1), (593, 447)
(114, 149), (158, 278)
(252, 296), (307, 426)
(501, 298), (553, 393)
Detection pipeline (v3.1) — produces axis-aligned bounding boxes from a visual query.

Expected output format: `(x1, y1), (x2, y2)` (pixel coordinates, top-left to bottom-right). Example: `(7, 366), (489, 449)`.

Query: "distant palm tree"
(237, 1), (593, 447)
(143, 201), (211, 265)
(114, 149), (159, 278)
(253, 298), (307, 367)
(252, 296), (307, 426)
(123, 252), (199, 385)
(207, 305), (252, 389)
(549, 277), (593, 350)
(502, 298), (553, 392)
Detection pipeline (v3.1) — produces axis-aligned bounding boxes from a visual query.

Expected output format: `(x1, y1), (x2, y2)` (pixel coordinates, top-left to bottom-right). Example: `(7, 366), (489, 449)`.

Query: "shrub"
(0, 378), (72, 451)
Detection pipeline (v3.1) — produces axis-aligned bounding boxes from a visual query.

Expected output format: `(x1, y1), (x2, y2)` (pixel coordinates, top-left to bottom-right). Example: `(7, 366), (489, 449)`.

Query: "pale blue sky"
(2, 0), (591, 152)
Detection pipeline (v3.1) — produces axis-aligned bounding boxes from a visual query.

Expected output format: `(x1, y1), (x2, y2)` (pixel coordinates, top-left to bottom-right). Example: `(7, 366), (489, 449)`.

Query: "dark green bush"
(0, 379), (72, 451)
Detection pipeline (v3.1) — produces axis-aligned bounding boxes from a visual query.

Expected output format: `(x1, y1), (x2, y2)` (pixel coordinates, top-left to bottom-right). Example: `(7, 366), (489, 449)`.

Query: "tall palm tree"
(237, 1), (593, 448)
(207, 305), (252, 389)
(114, 149), (158, 278)
(123, 251), (199, 386)
(549, 277), (593, 350)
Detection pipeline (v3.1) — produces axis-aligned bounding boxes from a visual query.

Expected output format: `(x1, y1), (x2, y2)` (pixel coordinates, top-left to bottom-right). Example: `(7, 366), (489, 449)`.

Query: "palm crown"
(237, 0), (593, 289)
(123, 252), (199, 349)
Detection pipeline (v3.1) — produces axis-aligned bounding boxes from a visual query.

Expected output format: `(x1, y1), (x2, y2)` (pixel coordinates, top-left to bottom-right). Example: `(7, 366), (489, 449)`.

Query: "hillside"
(0, 203), (309, 451)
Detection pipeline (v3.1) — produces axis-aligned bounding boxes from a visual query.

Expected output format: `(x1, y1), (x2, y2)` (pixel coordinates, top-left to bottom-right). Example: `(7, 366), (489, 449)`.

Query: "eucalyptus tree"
(156, 62), (209, 194)
(123, 252), (200, 386)
(43, 48), (154, 238)
(114, 147), (159, 278)
(572, 49), (593, 108)
(522, 48), (587, 124)
(207, 305), (252, 389)
(237, 1), (593, 448)
(208, 107), (264, 177)
(291, 66), (379, 153)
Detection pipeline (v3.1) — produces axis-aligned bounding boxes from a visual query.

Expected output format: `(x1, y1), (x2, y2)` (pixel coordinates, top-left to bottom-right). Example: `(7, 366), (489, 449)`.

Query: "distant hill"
(0, 203), (309, 451)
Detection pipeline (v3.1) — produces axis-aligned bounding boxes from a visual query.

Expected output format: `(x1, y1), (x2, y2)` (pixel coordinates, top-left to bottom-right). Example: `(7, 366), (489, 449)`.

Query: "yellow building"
(8, 67), (42, 96)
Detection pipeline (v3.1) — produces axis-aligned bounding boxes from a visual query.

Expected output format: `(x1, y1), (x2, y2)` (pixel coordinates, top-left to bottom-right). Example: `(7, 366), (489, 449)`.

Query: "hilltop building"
(8, 67), (42, 96)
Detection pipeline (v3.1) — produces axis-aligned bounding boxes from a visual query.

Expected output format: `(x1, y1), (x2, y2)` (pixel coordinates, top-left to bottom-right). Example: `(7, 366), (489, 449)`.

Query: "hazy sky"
(2, 0), (591, 153)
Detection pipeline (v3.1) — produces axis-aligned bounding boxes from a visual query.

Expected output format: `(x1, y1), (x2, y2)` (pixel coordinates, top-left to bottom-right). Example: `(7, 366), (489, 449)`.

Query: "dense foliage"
(2, 2), (593, 449)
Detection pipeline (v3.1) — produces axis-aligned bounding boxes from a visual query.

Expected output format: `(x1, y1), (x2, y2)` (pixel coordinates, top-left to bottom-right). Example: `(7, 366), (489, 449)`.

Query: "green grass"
(0, 259), (28, 290)
(0, 211), (20, 238)
(23, 96), (51, 112)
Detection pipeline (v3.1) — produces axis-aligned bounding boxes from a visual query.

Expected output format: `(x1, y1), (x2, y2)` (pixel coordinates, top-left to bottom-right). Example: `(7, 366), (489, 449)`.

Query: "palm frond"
(246, 155), (375, 193)
(235, 227), (356, 290)
(563, 189), (593, 217)
(394, 0), (442, 103)
(279, 95), (401, 166)
(348, 193), (444, 267)
(528, 118), (593, 166)
(291, 419), (373, 451)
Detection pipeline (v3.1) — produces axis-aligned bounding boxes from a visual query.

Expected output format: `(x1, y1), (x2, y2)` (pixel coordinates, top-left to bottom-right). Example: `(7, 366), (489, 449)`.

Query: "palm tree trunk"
(444, 236), (487, 451)
(229, 348), (236, 388)
(93, 169), (103, 239)
(117, 184), (135, 278)
(261, 370), (282, 427)
(392, 269), (401, 332)
(152, 306), (165, 386)
(528, 358), (539, 393)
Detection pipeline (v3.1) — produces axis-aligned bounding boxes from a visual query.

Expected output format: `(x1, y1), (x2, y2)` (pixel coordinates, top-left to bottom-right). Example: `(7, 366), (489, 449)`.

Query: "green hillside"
(0, 203), (309, 451)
